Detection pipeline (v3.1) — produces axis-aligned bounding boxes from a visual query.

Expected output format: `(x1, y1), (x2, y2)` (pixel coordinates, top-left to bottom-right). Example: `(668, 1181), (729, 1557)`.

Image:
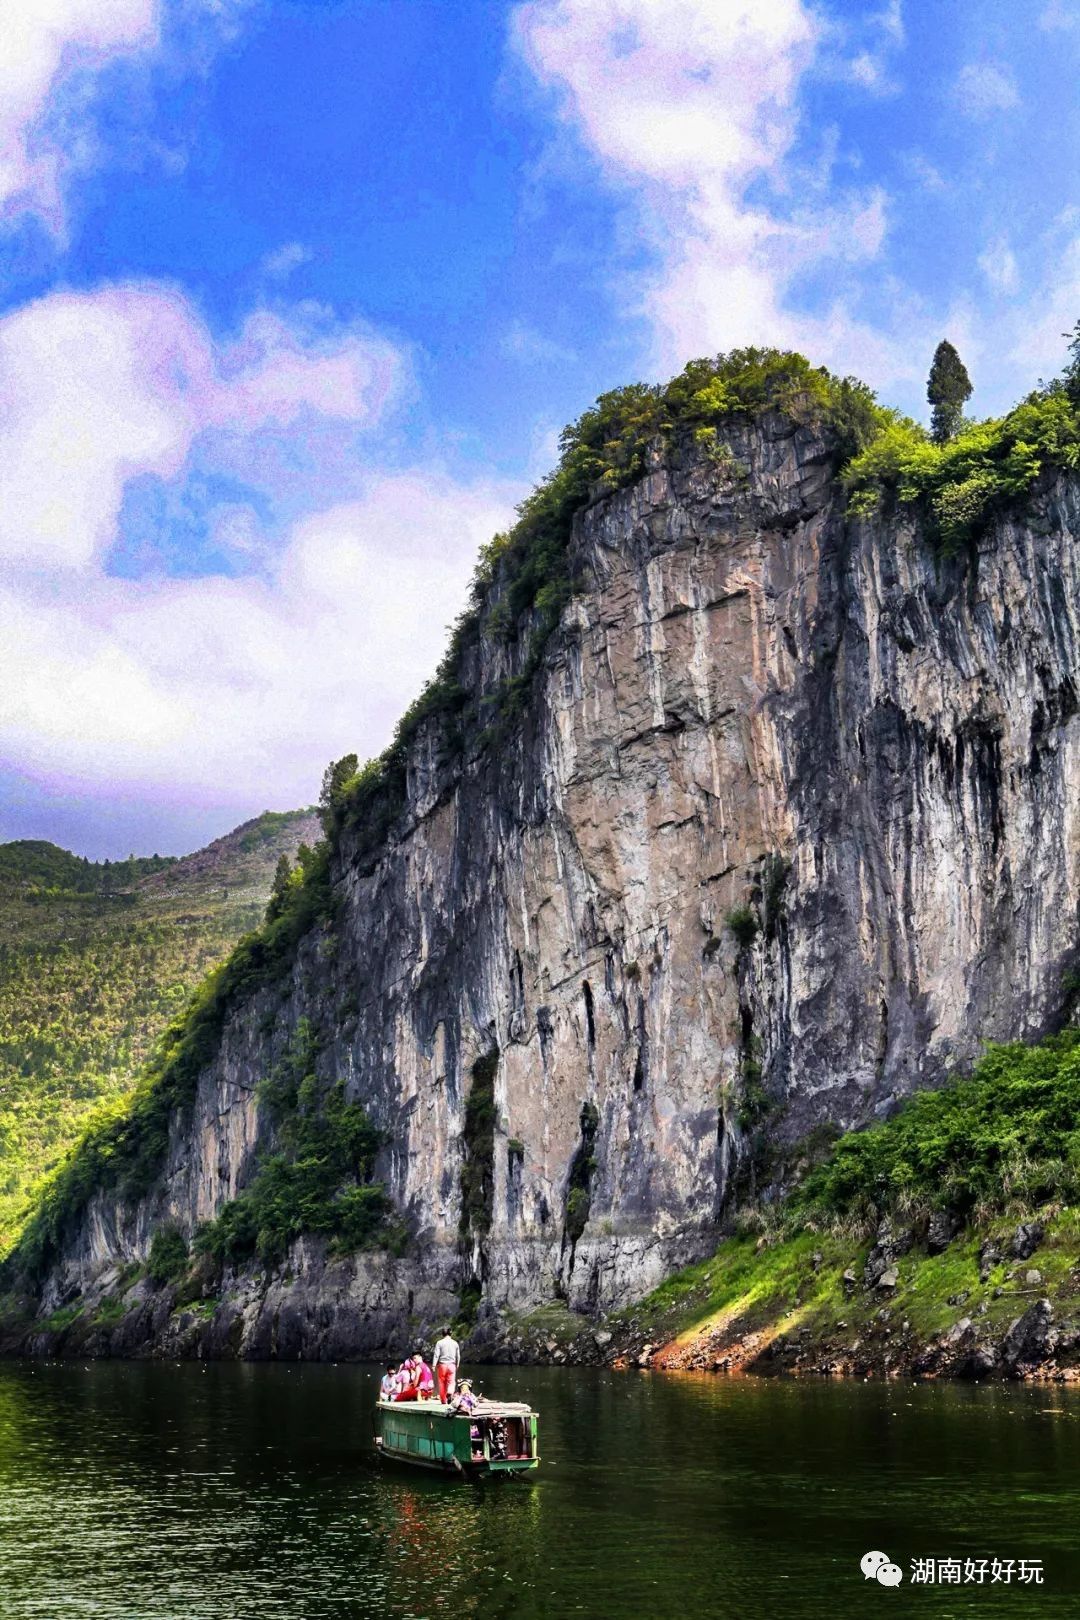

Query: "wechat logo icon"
(862, 1551), (904, 1587)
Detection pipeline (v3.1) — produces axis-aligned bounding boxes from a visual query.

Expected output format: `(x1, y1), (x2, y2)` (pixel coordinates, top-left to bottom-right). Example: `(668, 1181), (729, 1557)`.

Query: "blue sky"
(2, 0), (1079, 857)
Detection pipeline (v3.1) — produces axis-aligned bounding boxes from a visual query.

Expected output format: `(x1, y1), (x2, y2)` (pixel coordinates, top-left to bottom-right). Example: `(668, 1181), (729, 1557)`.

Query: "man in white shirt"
(432, 1327), (460, 1404)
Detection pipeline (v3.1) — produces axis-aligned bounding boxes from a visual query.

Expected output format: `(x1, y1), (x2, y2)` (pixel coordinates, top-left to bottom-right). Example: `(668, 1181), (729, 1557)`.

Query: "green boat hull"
(374, 1400), (539, 1476)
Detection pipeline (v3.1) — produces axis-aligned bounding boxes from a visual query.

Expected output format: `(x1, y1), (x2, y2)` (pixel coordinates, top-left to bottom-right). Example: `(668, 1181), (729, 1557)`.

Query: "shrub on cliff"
(1063, 319), (1080, 408)
(194, 1027), (393, 1268)
(147, 1224), (189, 1286)
(844, 374), (1080, 551)
(796, 1029), (1080, 1229)
(459, 1049), (499, 1241)
(726, 906), (760, 951)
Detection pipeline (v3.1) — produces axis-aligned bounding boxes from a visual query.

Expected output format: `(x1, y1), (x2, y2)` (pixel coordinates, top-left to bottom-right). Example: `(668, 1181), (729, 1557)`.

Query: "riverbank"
(490, 1206), (1080, 1382)
(3, 1203), (1079, 1381)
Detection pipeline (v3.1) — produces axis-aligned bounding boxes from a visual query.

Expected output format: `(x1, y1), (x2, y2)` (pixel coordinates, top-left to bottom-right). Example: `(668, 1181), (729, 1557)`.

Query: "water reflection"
(0, 1360), (1078, 1618)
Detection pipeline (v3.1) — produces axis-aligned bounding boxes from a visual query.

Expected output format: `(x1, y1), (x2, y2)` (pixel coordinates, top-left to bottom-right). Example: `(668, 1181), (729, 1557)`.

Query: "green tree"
(927, 340), (973, 444)
(265, 853), (293, 922)
(318, 754), (359, 835)
(1064, 319), (1080, 408)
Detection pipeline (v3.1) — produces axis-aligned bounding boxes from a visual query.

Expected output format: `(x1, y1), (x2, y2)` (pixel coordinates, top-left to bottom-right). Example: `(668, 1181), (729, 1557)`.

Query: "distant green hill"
(0, 810), (319, 1254)
(0, 842), (176, 896)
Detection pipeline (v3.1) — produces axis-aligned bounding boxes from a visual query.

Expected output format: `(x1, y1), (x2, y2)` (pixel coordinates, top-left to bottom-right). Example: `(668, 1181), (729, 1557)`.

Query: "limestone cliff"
(12, 409), (1080, 1360)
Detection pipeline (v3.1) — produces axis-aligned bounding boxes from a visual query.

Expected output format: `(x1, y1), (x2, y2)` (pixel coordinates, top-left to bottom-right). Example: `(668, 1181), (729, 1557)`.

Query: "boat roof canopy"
(376, 1398), (534, 1417)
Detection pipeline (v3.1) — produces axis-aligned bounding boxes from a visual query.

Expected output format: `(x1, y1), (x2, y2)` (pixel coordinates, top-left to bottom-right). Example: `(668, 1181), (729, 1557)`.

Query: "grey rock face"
(1002, 1299), (1056, 1373)
(927, 1210), (961, 1254)
(25, 417), (1080, 1360)
(864, 1219), (913, 1287)
(957, 1344), (998, 1380)
(1010, 1221), (1044, 1261)
(979, 1240), (1002, 1283)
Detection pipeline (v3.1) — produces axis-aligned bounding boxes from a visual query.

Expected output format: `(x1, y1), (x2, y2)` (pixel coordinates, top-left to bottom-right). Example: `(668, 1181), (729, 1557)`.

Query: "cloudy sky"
(2, 0), (1079, 857)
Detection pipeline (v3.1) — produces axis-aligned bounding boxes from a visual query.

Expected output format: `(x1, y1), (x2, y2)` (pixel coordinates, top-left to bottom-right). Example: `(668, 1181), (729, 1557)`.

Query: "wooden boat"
(373, 1397), (539, 1476)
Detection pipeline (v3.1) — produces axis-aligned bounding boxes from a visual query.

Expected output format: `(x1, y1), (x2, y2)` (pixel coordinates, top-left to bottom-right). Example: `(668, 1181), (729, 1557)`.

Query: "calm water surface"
(0, 1359), (1077, 1619)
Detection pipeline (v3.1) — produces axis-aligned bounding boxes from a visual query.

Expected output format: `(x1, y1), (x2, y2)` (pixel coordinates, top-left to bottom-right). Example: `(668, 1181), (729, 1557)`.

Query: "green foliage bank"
(621, 1030), (1080, 1368)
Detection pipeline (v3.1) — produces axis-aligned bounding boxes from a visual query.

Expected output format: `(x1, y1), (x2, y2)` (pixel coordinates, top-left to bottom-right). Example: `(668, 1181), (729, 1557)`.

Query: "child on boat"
(449, 1379), (477, 1414)
(390, 1354), (434, 1401)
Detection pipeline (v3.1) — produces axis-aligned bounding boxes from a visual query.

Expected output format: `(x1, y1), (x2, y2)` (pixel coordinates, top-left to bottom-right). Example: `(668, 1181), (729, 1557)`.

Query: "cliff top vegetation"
(793, 1029), (1080, 1232)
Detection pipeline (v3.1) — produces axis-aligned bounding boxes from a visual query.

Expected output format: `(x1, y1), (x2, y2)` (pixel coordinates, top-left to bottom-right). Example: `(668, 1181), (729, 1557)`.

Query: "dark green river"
(0, 1359), (1077, 1619)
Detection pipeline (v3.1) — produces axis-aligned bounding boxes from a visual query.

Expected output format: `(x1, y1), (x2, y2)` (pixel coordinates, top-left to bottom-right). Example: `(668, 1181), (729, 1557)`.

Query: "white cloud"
(0, 471), (515, 805)
(261, 241), (314, 281)
(0, 278), (517, 810)
(509, 0), (1072, 413)
(836, 2), (904, 96)
(0, 0), (158, 225)
(512, 0), (907, 385)
(0, 284), (404, 569)
(514, 0), (818, 190)
(1004, 231), (1080, 379)
(1040, 1), (1080, 31)
(846, 52), (893, 93)
(876, 0), (905, 44)
(501, 319), (576, 364)
(953, 61), (1019, 119)
(902, 150), (947, 194)
(0, 0), (245, 231)
(978, 236), (1019, 295)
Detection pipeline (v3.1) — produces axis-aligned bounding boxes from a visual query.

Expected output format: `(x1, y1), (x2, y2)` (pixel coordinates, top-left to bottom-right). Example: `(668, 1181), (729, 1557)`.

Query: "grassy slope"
(609, 1034), (1080, 1376)
(0, 810), (318, 1254)
(615, 1215), (1079, 1370)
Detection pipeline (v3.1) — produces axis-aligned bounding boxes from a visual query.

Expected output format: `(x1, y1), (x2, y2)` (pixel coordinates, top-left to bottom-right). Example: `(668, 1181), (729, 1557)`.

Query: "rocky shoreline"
(4, 1297), (1076, 1384)
(7, 1211), (1080, 1387)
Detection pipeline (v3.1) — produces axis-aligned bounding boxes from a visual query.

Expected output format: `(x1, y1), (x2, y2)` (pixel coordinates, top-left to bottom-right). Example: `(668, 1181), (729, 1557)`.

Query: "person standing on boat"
(432, 1327), (460, 1404)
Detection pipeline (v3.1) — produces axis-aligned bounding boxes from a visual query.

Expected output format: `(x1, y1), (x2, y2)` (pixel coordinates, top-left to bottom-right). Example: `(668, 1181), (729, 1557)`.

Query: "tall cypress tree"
(927, 340), (972, 443)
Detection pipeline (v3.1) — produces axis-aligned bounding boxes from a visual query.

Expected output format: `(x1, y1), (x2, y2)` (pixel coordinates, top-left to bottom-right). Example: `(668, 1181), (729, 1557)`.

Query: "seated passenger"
(393, 1359), (418, 1402)
(416, 1356), (435, 1400)
(450, 1378), (478, 1414)
(379, 1363), (397, 1401)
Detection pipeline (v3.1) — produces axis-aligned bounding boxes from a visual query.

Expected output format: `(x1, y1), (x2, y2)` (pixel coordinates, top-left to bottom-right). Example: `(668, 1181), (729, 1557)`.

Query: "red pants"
(437, 1364), (456, 1403)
